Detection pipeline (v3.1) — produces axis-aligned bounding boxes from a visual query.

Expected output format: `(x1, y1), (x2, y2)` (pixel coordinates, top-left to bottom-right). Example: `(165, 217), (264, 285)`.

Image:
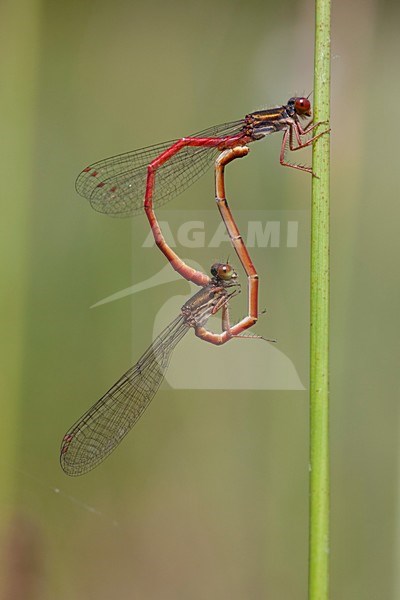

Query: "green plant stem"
(308, 0), (331, 597)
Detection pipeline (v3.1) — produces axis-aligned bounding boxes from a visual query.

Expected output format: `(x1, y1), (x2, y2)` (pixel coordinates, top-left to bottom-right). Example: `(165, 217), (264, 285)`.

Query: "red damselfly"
(76, 97), (327, 218)
(75, 98), (328, 325)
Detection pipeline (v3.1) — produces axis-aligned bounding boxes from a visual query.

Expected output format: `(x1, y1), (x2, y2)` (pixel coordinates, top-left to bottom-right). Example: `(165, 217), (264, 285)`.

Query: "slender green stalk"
(308, 0), (331, 597)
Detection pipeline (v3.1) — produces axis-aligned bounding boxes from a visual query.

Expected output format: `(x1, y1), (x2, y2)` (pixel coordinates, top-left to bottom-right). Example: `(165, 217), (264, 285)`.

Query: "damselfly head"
(210, 262), (237, 282)
(287, 97), (312, 118)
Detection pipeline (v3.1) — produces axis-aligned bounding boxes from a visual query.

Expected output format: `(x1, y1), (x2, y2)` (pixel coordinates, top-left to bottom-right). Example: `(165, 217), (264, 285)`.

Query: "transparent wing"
(75, 119), (245, 217)
(60, 315), (189, 476)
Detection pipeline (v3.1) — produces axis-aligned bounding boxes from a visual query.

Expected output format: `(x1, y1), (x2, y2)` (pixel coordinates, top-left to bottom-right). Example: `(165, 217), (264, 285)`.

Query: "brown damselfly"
(60, 261), (264, 476)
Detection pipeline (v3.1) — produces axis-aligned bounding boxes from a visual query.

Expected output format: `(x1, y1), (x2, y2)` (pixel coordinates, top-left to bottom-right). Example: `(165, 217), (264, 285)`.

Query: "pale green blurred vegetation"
(1, 0), (400, 598)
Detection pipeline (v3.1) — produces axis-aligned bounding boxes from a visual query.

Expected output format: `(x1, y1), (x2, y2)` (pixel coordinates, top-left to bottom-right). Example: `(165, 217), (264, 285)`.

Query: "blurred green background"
(1, 0), (399, 598)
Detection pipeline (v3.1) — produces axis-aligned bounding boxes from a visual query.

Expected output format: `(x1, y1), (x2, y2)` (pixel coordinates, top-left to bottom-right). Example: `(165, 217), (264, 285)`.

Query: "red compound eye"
(294, 97), (311, 115)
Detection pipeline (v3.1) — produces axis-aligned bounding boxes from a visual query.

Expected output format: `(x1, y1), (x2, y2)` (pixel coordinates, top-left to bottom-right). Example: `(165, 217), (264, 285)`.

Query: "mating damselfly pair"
(61, 97), (328, 475)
